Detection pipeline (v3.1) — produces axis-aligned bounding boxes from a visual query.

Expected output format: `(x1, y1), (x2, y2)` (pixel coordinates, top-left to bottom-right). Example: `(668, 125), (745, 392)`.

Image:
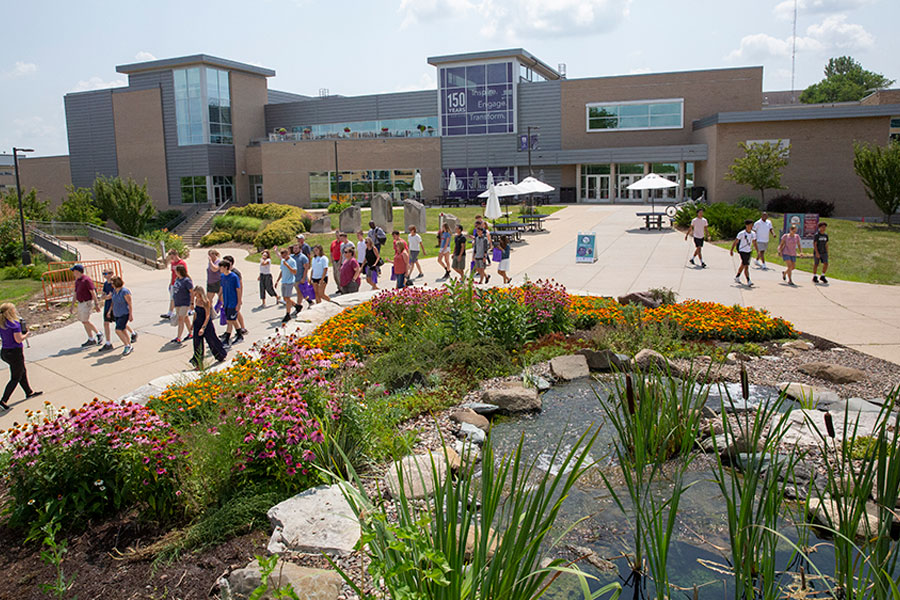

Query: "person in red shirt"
(160, 249), (188, 319)
(329, 231), (343, 292)
(69, 264), (103, 347)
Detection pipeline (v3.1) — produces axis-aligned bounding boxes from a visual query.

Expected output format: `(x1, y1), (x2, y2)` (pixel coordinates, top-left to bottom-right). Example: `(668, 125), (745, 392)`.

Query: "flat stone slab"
(550, 354), (590, 380)
(383, 450), (455, 499)
(219, 560), (342, 600)
(117, 383), (164, 405)
(461, 402), (500, 416)
(781, 408), (883, 447)
(576, 348), (627, 372)
(482, 382), (541, 413)
(450, 408), (490, 431)
(778, 382), (840, 407)
(267, 483), (360, 555)
(459, 422), (486, 445)
(798, 362), (867, 384)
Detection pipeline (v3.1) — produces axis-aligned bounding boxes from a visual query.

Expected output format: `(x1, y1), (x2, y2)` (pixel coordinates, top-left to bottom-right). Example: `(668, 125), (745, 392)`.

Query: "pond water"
(489, 377), (836, 599)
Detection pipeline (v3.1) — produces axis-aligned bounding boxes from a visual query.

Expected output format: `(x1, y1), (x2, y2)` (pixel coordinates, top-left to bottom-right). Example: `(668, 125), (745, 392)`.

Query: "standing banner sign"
(576, 232), (597, 263)
(783, 213), (819, 249)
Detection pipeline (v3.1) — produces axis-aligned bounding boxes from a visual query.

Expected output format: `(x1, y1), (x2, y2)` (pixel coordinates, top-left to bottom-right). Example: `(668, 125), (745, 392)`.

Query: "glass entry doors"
(582, 174), (611, 202)
(212, 176), (234, 206)
(617, 174), (644, 201)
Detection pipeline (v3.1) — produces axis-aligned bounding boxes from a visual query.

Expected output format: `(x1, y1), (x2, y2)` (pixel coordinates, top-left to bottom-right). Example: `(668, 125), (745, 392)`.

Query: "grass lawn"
(245, 204), (566, 263)
(714, 217), (900, 285)
(0, 279), (42, 305)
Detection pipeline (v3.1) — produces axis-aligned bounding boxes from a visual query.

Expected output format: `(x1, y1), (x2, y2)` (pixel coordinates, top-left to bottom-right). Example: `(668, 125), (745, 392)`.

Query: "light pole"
(333, 140), (340, 204)
(12, 147), (34, 265)
(526, 125), (540, 177)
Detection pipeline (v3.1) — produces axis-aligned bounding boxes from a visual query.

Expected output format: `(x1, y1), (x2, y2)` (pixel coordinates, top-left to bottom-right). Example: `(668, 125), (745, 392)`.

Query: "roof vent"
(318, 88), (330, 98)
(557, 63), (567, 79)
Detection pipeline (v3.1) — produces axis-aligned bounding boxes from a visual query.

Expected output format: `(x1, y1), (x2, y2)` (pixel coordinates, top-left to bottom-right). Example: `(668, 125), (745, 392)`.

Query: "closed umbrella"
(626, 173), (677, 212)
(413, 171), (424, 200)
(448, 172), (458, 192)
(485, 183), (502, 222)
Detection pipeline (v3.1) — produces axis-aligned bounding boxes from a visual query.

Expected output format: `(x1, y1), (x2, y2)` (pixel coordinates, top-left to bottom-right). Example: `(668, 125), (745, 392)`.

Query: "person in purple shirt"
(0, 302), (42, 410)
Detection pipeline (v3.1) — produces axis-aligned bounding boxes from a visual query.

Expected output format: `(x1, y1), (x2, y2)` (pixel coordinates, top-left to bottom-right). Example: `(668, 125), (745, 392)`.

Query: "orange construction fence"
(41, 259), (122, 309)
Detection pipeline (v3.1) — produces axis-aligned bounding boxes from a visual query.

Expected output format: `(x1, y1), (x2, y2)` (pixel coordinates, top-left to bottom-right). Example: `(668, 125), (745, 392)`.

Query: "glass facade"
(212, 175), (234, 205)
(290, 117), (437, 140)
(174, 67), (232, 145)
(891, 117), (900, 143)
(442, 167), (516, 200)
(180, 176), (208, 203)
(440, 62), (515, 136)
(309, 169), (421, 204)
(587, 99), (683, 131)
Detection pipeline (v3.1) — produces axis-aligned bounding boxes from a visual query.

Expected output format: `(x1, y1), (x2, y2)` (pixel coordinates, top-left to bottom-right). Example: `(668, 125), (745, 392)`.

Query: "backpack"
(376, 228), (387, 245)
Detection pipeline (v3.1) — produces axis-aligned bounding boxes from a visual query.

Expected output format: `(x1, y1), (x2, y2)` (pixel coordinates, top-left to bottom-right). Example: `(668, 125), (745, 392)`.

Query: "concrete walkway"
(4, 205), (898, 428)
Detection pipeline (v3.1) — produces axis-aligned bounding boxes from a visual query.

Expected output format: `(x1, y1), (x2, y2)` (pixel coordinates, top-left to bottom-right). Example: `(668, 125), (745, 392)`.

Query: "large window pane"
(586, 99), (683, 132)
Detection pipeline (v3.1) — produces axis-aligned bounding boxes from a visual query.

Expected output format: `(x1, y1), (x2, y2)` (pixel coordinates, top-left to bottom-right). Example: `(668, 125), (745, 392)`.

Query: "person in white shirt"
(355, 231), (367, 269)
(730, 219), (758, 287)
(685, 208), (709, 268)
(406, 225), (426, 279)
(752, 211), (775, 269)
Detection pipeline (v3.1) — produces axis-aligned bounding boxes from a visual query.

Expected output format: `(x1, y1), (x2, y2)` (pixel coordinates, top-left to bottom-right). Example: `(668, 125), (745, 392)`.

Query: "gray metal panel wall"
(265, 90), (437, 130)
(518, 80), (561, 150)
(65, 90), (118, 189)
(693, 103), (900, 129)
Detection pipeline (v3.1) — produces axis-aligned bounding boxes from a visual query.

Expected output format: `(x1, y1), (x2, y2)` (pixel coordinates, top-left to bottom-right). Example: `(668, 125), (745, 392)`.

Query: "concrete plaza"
(3, 205), (898, 429)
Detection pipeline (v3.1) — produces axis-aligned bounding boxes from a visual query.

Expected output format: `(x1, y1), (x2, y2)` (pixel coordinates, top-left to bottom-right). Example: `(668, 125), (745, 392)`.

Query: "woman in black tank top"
(363, 238), (380, 290)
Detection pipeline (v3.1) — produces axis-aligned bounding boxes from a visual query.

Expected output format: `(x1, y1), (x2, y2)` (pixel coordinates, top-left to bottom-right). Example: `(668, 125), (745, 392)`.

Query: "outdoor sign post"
(783, 213), (819, 249)
(576, 232), (596, 263)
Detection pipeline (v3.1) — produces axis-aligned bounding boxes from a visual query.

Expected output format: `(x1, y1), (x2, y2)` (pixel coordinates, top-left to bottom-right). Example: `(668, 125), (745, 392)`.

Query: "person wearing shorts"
(291, 244), (311, 313)
(685, 209), (709, 268)
(310, 245), (331, 304)
(218, 259), (243, 344)
(108, 276), (134, 356)
(752, 212), (775, 269)
(812, 222), (829, 284)
(206, 249), (222, 305)
(171, 264), (194, 344)
(497, 235), (511, 284)
(778, 224), (802, 286)
(437, 223), (452, 280)
(452, 225), (466, 280)
(69, 264), (103, 348)
(275, 248), (297, 324)
(472, 227), (490, 284)
(99, 269), (135, 352)
(161, 249), (187, 320)
(730, 220), (757, 287)
(407, 226), (425, 279)
(363, 237), (380, 290)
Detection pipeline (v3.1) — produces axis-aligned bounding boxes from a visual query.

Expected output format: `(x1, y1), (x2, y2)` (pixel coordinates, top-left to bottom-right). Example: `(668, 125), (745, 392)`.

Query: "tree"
(1, 188), (52, 221)
(725, 140), (791, 204)
(93, 176), (155, 237)
(853, 141), (900, 225)
(800, 56), (894, 104)
(55, 185), (104, 225)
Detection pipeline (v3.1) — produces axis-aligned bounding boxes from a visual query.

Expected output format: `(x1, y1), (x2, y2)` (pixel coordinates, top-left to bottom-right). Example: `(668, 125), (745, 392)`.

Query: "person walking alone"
(393, 240), (410, 289)
(752, 212), (775, 269)
(437, 222), (452, 280)
(730, 220), (758, 287)
(812, 221), (830, 284)
(108, 276), (135, 356)
(189, 287), (227, 369)
(258, 249), (279, 307)
(685, 208), (708, 268)
(1, 302), (41, 411)
(69, 264), (103, 347)
(778, 224), (802, 286)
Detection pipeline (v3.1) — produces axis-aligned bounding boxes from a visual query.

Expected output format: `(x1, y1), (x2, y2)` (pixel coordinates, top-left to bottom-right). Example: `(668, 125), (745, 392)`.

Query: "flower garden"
(0, 280), (823, 598)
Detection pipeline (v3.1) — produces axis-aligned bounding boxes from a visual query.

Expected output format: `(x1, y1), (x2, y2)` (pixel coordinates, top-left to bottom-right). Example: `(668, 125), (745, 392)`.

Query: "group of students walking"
(686, 209), (831, 288)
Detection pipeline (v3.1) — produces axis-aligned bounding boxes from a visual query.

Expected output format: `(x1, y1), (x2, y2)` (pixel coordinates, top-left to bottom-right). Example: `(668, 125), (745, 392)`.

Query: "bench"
(635, 212), (670, 230)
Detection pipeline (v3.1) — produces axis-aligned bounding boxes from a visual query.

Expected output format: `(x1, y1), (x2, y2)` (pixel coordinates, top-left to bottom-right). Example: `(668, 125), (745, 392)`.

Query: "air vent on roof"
(558, 63), (566, 79)
(318, 88), (329, 98)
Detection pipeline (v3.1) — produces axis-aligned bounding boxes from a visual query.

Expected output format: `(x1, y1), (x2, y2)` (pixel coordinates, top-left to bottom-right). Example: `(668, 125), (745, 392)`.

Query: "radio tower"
(790, 0), (798, 103)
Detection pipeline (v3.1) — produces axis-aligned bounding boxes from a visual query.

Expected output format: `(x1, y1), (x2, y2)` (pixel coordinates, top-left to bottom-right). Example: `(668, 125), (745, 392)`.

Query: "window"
(891, 117), (900, 143)
(289, 116), (438, 140)
(442, 167), (516, 200)
(439, 61), (515, 136)
(309, 169), (426, 204)
(586, 99), (683, 132)
(174, 67), (232, 145)
(180, 176), (208, 203)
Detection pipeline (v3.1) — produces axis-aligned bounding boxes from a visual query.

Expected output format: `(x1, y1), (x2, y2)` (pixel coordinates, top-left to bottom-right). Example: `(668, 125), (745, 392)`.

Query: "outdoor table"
(635, 211), (667, 230)
(492, 222), (527, 242)
(520, 213), (550, 231)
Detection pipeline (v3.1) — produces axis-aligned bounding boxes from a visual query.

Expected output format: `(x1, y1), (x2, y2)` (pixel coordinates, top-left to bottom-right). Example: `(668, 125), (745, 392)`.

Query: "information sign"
(576, 232), (597, 263)
(783, 213), (819, 249)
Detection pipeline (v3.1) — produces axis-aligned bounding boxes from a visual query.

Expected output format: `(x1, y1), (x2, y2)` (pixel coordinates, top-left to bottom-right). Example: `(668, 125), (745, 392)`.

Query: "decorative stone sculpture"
(339, 205), (361, 234)
(403, 200), (427, 234)
(371, 192), (394, 233)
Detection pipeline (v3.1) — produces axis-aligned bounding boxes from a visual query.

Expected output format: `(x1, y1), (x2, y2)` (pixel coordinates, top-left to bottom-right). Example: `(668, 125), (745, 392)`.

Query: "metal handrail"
(26, 220), (160, 267)
(29, 227), (81, 262)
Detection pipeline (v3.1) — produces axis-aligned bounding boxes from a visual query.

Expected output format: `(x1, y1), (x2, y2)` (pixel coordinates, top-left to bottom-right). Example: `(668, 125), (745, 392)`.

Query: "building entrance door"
(582, 175), (611, 202)
(254, 184), (263, 203)
(212, 176), (235, 206)
(617, 174), (643, 202)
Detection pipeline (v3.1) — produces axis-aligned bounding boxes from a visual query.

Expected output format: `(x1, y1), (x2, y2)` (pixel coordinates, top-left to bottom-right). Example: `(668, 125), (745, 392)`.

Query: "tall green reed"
(327, 428), (622, 600)
(596, 366), (707, 599)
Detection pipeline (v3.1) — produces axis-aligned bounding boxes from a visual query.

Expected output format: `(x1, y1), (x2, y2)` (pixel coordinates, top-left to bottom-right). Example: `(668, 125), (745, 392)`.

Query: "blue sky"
(2, 0), (897, 157)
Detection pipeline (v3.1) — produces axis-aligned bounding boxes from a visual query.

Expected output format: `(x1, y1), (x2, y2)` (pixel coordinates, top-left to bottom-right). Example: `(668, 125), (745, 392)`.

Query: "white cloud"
(70, 76), (127, 92)
(773, 0), (874, 20)
(2, 61), (37, 79)
(399, 0), (630, 39)
(134, 51), (157, 61)
(725, 14), (872, 61)
(12, 116), (59, 141)
(394, 71), (437, 92)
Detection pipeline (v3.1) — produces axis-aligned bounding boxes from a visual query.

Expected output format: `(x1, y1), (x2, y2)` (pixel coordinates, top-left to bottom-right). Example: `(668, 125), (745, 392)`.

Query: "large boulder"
(219, 560), (342, 600)
(482, 382), (541, 413)
(267, 484), (360, 555)
(339, 205), (361, 234)
(403, 199), (427, 234)
(383, 450), (456, 499)
(576, 348), (628, 372)
(778, 382), (841, 407)
(798, 362), (867, 384)
(310, 215), (331, 234)
(371, 192), (394, 233)
(807, 496), (881, 539)
(617, 291), (662, 309)
(550, 354), (590, 380)
(633, 348), (672, 373)
(439, 212), (460, 235)
(450, 408), (490, 431)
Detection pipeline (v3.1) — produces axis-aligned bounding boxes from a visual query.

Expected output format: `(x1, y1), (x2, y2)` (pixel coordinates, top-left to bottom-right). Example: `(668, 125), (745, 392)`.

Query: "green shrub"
(766, 193), (835, 217)
(227, 203), (294, 220)
(590, 304), (684, 356)
(735, 195), (762, 210)
(212, 214), (264, 232)
(675, 202), (760, 239)
(254, 213), (306, 249)
(439, 340), (514, 379)
(199, 230), (233, 246)
(328, 201), (351, 214)
(141, 230), (189, 258)
(0, 262), (46, 281)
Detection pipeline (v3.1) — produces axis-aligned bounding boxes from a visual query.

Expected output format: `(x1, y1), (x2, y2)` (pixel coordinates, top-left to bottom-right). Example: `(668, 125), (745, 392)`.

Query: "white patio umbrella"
(413, 171), (424, 200)
(516, 176), (554, 194)
(626, 173), (678, 212)
(477, 181), (521, 198)
(448, 172), (458, 192)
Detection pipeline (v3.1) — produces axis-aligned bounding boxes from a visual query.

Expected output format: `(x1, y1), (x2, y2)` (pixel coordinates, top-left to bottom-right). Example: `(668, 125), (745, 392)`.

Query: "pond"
(489, 377), (837, 599)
